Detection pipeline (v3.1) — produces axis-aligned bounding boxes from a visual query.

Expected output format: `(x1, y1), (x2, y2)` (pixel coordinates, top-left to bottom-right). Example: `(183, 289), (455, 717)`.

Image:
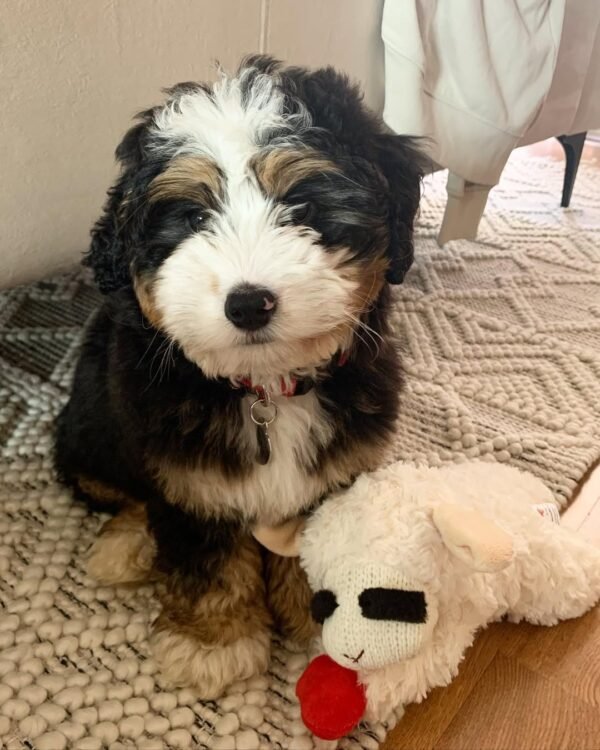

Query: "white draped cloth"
(382, 0), (600, 185)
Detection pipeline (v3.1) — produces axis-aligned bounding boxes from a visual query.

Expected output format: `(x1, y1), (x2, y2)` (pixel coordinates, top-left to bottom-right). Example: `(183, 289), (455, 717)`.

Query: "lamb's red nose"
(296, 654), (367, 741)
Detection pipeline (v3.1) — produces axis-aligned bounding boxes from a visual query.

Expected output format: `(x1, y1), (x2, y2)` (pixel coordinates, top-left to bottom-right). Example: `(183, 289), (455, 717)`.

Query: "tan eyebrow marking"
(251, 147), (340, 198)
(149, 156), (224, 206)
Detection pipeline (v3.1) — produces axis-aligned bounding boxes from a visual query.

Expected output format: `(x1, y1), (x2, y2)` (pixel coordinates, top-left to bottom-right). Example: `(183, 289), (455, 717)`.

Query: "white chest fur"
(169, 390), (334, 524)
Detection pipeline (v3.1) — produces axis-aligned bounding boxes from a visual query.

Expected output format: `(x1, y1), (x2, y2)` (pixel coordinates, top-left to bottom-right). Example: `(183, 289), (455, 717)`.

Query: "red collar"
(237, 350), (349, 398)
(238, 376), (302, 398)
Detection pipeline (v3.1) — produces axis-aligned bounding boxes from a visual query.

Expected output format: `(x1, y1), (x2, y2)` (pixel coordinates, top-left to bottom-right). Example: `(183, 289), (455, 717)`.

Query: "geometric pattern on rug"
(1, 153), (599, 749)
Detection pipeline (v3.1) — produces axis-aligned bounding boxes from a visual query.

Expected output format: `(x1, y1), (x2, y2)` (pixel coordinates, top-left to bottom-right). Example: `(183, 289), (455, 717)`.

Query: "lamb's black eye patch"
(311, 590), (338, 624)
(359, 588), (427, 623)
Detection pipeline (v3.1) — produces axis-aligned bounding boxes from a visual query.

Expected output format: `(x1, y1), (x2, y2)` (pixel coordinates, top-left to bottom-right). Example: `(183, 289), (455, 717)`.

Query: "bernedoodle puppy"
(54, 55), (424, 697)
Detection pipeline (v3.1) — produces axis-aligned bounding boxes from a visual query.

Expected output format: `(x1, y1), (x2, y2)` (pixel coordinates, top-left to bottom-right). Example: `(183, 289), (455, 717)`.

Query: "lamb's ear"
(374, 134), (426, 284)
(253, 517), (306, 557)
(84, 116), (151, 294)
(432, 504), (514, 573)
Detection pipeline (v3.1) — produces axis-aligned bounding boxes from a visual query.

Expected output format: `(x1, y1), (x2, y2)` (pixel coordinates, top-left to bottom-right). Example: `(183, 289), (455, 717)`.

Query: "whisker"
(136, 328), (160, 369)
(354, 325), (380, 358)
(144, 336), (173, 391)
(341, 319), (378, 360)
(344, 312), (383, 358)
(360, 272), (379, 309)
(350, 270), (381, 312)
(347, 311), (384, 343)
(357, 319), (384, 345)
(163, 339), (176, 380)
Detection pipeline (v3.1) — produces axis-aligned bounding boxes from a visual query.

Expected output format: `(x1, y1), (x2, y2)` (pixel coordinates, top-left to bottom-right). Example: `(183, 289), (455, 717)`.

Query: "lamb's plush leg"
(508, 529), (600, 625)
(313, 740), (339, 750)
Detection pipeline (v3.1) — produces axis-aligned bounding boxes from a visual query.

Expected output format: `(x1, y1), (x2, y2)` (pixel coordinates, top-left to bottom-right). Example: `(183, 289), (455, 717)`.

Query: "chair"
(382, 0), (600, 244)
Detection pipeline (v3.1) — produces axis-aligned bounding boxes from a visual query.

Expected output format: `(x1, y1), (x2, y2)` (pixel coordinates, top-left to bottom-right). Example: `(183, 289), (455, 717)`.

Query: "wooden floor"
(383, 140), (600, 750)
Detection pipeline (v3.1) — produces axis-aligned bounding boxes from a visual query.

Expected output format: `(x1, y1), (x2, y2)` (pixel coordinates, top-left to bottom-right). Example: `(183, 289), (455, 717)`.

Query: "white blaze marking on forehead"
(152, 70), (310, 181)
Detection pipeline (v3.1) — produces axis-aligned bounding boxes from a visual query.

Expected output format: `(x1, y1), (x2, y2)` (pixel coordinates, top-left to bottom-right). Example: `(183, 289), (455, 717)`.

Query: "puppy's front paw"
(151, 626), (271, 699)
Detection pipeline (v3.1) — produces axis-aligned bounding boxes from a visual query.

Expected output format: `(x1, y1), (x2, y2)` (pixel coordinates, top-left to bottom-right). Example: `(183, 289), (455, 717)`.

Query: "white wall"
(0, 0), (384, 288)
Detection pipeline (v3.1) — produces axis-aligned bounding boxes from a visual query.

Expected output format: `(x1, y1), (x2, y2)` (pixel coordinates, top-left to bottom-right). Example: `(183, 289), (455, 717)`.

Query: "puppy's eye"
(311, 589), (338, 624)
(186, 210), (205, 232)
(293, 201), (316, 225)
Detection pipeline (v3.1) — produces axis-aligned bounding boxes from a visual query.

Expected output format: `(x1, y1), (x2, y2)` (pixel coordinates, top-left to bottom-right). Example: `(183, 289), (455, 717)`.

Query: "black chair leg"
(557, 132), (587, 207)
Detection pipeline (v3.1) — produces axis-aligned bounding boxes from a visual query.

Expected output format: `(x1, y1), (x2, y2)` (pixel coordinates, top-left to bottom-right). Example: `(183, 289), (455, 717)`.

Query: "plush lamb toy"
(254, 461), (600, 742)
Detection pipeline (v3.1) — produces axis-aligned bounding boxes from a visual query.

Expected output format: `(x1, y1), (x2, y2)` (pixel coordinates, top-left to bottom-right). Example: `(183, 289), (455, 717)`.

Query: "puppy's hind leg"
(86, 500), (156, 585)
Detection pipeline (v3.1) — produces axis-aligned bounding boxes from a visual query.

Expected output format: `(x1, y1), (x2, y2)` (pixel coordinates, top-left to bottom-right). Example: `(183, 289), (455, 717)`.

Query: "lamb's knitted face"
(300, 478), (446, 672)
(310, 560), (438, 671)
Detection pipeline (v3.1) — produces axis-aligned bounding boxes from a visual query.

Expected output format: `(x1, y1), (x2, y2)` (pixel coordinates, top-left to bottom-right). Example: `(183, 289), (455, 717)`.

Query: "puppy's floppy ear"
(84, 116), (150, 294)
(375, 134), (426, 284)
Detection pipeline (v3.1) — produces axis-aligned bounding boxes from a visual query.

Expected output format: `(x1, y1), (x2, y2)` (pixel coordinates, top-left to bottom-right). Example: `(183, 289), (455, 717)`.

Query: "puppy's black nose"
(225, 286), (277, 331)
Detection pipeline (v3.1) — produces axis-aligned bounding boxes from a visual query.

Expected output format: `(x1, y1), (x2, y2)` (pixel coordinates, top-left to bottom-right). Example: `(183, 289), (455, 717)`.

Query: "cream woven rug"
(1, 153), (600, 750)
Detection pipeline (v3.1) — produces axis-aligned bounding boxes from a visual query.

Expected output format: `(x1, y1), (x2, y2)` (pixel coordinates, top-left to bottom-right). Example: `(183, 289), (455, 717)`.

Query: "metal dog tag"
(250, 388), (278, 466)
(256, 422), (272, 465)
